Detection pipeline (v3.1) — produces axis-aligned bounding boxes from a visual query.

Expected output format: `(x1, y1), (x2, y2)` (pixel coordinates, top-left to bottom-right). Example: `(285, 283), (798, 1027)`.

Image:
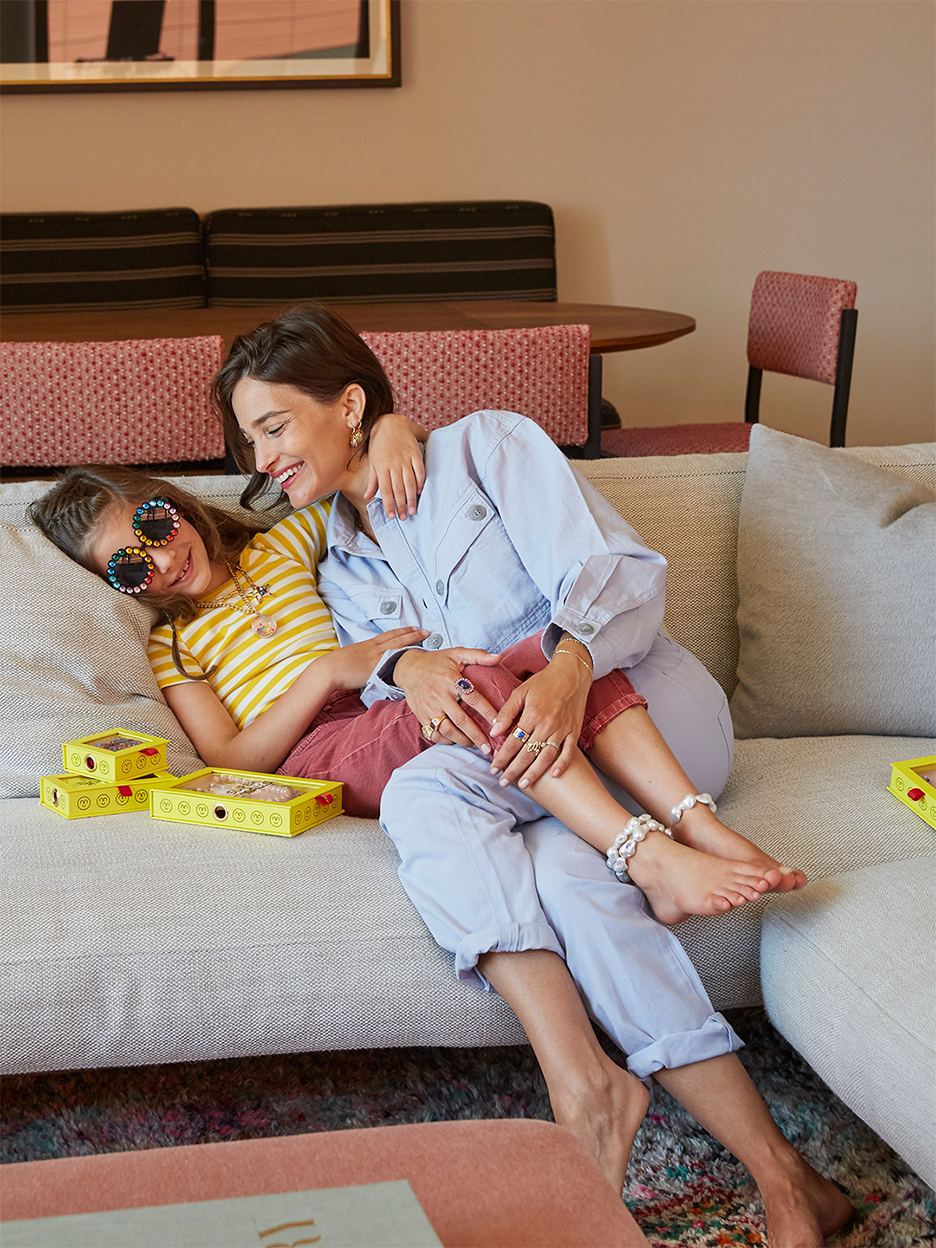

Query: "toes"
(720, 890), (749, 909)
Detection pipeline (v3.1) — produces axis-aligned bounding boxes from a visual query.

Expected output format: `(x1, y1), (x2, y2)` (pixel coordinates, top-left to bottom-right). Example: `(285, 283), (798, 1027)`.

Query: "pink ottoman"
(0, 1119), (638, 1247)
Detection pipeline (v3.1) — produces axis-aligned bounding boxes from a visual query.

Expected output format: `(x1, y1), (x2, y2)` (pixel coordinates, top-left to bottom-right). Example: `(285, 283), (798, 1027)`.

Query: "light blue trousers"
(379, 635), (743, 1080)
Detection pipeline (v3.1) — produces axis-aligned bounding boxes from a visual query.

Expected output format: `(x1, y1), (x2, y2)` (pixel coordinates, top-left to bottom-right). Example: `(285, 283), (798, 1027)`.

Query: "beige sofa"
(1, 425), (933, 1184)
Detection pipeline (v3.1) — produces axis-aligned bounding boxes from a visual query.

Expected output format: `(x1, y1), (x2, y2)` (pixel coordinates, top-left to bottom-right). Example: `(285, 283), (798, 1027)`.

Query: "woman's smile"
(232, 377), (370, 510)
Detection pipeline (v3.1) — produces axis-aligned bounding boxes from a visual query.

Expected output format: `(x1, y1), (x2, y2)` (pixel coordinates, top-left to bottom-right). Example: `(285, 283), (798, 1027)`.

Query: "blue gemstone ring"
(454, 677), (474, 698)
(513, 727), (531, 743)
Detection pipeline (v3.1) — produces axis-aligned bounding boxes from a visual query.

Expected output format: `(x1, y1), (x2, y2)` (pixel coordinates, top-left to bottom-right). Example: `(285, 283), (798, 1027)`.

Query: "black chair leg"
(830, 308), (858, 448)
(745, 366), (762, 425)
(561, 354), (603, 460)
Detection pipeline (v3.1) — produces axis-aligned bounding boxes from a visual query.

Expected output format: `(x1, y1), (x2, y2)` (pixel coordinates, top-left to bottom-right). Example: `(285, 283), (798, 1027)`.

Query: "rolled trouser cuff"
(455, 922), (566, 990)
(626, 1010), (743, 1082)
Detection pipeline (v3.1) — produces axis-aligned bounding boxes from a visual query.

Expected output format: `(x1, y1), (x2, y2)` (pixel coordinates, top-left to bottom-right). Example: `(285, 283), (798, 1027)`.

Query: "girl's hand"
(394, 647), (503, 753)
(489, 655), (592, 788)
(321, 627), (429, 692)
(365, 413), (428, 519)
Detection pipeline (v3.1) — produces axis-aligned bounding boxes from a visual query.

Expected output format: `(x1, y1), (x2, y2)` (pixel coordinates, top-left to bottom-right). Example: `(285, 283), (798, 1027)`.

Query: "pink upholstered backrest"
(1, 336), (226, 467)
(360, 323), (591, 445)
(747, 271), (857, 385)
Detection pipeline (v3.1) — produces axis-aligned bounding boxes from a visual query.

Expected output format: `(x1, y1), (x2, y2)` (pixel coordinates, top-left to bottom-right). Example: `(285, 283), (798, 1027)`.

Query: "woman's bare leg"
(587, 707), (807, 891)
(478, 948), (650, 1244)
(654, 1054), (853, 1246)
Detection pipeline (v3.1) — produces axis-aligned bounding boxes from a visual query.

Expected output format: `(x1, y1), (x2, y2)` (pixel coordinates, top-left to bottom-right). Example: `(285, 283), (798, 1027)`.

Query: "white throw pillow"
(0, 523), (203, 798)
(730, 426), (935, 739)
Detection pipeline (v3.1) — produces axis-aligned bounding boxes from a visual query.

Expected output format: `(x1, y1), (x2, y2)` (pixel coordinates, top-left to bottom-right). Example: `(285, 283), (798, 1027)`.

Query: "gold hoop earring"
(349, 422), (363, 449)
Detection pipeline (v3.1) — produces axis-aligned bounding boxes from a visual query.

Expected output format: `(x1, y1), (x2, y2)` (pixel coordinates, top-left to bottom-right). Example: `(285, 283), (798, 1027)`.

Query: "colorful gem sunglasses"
(106, 499), (181, 594)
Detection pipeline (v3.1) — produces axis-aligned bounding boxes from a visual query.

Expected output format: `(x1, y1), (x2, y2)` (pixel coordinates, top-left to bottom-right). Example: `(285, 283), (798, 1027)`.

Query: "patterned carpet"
(2, 1008), (932, 1246)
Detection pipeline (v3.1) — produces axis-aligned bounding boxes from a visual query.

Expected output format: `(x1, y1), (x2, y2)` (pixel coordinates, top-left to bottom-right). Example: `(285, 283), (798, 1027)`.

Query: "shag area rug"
(2, 1008), (932, 1246)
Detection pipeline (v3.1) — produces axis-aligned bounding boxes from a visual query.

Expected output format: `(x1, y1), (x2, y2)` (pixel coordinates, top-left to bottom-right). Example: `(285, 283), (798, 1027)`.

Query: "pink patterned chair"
(1, 336), (228, 471)
(601, 271), (858, 457)
(360, 322), (602, 457)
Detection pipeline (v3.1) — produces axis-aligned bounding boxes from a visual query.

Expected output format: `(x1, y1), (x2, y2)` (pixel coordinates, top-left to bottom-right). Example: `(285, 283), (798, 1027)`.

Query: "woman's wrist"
(552, 632), (593, 676)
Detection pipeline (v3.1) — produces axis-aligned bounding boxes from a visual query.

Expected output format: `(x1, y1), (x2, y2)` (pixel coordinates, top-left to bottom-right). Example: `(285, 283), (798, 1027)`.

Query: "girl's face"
(88, 501), (225, 598)
(232, 378), (367, 509)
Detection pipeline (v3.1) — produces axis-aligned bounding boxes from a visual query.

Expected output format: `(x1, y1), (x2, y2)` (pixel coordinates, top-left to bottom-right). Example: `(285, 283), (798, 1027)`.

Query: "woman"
(209, 304), (851, 1247)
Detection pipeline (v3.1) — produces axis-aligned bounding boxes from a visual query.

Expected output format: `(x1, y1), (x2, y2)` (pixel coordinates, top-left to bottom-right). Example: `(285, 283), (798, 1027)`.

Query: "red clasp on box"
(141, 748), (160, 756)
(316, 794), (335, 806)
(907, 788), (925, 801)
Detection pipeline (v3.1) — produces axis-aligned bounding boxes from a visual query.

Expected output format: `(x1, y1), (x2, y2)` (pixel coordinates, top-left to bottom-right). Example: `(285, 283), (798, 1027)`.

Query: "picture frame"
(0, 0), (400, 93)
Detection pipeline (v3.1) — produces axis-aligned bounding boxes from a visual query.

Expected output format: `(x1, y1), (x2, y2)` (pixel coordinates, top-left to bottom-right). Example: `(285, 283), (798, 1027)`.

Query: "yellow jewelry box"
(62, 730), (169, 783)
(887, 755), (936, 830)
(149, 768), (344, 837)
(41, 771), (176, 819)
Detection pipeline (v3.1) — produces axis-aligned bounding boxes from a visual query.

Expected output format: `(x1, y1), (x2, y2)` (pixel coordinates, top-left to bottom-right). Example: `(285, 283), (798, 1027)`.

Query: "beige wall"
(2, 0), (933, 446)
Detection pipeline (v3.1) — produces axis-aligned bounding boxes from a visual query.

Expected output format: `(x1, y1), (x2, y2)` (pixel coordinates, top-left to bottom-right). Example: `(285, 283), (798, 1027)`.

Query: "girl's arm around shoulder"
(366, 412), (427, 520)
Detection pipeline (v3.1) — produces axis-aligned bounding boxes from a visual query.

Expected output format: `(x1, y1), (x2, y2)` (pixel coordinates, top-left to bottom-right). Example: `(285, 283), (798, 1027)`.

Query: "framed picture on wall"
(0, 0), (400, 92)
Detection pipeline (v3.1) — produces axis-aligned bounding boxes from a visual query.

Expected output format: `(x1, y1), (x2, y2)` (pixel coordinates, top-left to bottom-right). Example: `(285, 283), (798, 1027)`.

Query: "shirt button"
(425, 634), (443, 649)
(380, 601), (396, 615)
(435, 579), (445, 595)
(468, 505), (487, 521)
(577, 622), (595, 636)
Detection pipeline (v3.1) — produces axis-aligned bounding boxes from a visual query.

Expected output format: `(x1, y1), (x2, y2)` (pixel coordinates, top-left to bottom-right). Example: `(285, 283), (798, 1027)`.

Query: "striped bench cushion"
(203, 201), (557, 307)
(0, 209), (206, 314)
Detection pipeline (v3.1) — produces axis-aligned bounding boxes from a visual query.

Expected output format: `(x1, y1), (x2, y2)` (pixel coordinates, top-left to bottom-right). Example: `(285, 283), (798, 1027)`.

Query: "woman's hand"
(394, 647), (503, 753)
(319, 627), (429, 693)
(364, 413), (428, 519)
(488, 653), (592, 788)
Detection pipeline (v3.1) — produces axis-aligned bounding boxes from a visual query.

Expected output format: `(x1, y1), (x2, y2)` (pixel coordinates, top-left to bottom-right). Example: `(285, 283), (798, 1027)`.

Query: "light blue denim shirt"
(317, 410), (667, 705)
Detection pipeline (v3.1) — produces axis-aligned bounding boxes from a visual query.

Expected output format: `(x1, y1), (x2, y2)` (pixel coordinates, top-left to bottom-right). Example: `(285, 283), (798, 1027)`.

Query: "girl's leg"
(493, 633), (806, 894)
(655, 1055), (853, 1247)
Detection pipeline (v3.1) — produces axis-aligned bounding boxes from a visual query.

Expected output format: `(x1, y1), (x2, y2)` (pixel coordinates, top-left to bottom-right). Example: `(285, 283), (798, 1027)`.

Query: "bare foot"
(623, 832), (773, 924)
(550, 1058), (650, 1200)
(673, 805), (808, 894)
(758, 1150), (854, 1246)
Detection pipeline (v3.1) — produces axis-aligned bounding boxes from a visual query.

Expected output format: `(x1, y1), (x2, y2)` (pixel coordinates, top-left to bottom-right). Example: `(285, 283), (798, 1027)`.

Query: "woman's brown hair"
(211, 302), (396, 510)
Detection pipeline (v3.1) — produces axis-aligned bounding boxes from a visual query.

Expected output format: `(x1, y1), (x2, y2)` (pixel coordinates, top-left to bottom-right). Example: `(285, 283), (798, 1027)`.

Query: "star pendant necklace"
(196, 562), (277, 637)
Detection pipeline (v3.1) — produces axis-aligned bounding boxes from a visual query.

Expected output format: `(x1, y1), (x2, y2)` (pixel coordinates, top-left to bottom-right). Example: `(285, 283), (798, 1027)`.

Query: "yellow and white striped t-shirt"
(147, 504), (338, 730)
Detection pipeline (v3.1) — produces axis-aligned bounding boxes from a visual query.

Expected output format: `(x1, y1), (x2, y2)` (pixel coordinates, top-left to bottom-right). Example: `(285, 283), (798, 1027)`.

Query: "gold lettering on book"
(256, 1217), (322, 1246)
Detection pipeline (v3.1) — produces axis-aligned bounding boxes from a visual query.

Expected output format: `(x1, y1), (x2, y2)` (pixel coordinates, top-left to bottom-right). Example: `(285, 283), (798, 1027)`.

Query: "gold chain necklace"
(196, 562), (277, 638)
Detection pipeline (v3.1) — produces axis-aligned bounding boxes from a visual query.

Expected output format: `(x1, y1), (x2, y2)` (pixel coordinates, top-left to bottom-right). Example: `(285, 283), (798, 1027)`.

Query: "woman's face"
(88, 501), (222, 598)
(232, 378), (366, 509)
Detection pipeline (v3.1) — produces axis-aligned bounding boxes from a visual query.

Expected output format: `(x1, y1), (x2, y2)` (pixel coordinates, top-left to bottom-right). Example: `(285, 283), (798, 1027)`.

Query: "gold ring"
(513, 727), (531, 743)
(527, 739), (562, 756)
(421, 715), (446, 741)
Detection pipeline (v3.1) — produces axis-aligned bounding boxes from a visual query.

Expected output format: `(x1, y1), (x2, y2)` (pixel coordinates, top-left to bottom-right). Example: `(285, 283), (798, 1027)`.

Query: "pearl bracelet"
(669, 792), (717, 826)
(606, 813), (673, 882)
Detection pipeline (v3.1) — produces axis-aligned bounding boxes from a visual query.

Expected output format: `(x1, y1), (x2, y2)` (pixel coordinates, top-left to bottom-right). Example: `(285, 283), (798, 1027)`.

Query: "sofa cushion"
(761, 857), (936, 1187)
(730, 426), (936, 738)
(578, 452), (748, 699)
(0, 798), (527, 1075)
(668, 732), (936, 1008)
(0, 523), (203, 798)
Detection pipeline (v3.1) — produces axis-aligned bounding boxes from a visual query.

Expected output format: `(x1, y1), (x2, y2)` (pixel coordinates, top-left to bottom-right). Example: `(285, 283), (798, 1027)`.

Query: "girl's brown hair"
(28, 465), (266, 677)
(211, 302), (396, 510)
